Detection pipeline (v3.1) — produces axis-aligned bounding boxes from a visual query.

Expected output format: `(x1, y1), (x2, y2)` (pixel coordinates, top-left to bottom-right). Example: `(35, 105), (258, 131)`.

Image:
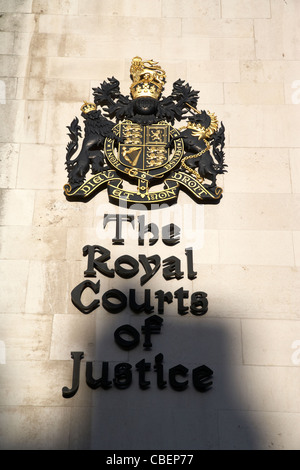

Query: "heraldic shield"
(63, 57), (227, 207)
(118, 123), (169, 170)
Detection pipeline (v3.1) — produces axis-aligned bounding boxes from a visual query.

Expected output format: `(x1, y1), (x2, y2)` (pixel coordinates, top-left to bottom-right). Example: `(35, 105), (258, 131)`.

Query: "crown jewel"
(130, 56), (166, 100)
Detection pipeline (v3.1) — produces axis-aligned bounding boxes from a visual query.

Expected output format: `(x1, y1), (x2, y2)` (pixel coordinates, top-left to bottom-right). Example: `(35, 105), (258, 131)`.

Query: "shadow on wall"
(66, 283), (262, 450)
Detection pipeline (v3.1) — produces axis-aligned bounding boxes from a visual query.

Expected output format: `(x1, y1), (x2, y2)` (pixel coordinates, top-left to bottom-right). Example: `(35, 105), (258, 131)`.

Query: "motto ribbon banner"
(64, 169), (222, 205)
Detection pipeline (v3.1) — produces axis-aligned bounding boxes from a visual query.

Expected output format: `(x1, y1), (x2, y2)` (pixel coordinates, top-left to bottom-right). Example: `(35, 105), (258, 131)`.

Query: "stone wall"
(0, 0), (299, 450)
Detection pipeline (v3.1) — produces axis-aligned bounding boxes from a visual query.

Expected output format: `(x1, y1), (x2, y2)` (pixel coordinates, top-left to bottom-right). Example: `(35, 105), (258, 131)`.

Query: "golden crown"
(81, 101), (97, 114)
(130, 56), (166, 100)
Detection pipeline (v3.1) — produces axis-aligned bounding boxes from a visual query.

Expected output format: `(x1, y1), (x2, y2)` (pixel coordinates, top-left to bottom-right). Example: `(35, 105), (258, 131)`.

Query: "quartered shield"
(118, 122), (170, 171)
(104, 120), (184, 183)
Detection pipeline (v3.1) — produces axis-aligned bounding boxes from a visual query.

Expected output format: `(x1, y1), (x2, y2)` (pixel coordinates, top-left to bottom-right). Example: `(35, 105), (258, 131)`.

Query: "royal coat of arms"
(63, 57), (227, 206)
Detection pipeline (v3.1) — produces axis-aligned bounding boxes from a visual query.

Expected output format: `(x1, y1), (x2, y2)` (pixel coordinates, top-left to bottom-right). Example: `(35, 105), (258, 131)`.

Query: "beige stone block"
(224, 148), (291, 194)
(17, 33), (61, 57)
(0, 32), (14, 54)
(25, 260), (68, 314)
(32, 0), (79, 15)
(0, 189), (35, 225)
(0, 55), (28, 77)
(293, 231), (300, 267)
(0, 13), (36, 33)
(0, 226), (67, 261)
(63, 34), (130, 60)
(254, 19), (284, 60)
(221, 0), (271, 18)
(0, 360), (91, 407)
(33, 32), (69, 57)
(79, 0), (162, 17)
(230, 366), (300, 414)
(39, 14), (181, 39)
(90, 405), (219, 450)
(22, 77), (90, 102)
(224, 83), (284, 105)
(25, 260), (84, 315)
(0, 143), (20, 189)
(187, 61), (240, 84)
(50, 314), (96, 360)
(36, 12), (56, 34)
(0, 100), (48, 144)
(63, 35), (161, 63)
(17, 144), (67, 190)
(38, 14), (96, 35)
(290, 148), (300, 194)
(0, 77), (18, 100)
(254, 1), (300, 60)
(219, 410), (300, 449)
(97, 16), (182, 40)
(12, 32), (32, 56)
(0, 313), (52, 361)
(27, 56), (50, 78)
(33, 190), (94, 228)
(161, 37), (210, 60)
(0, 100), (23, 143)
(190, 82), (224, 105)
(65, 228), (90, 260)
(261, 105), (300, 148)
(0, 406), (72, 450)
(15, 77), (26, 100)
(242, 319), (300, 366)
(219, 230), (294, 267)
(69, 406), (92, 450)
(212, 265), (300, 318)
(0, 260), (29, 313)
(0, 0), (33, 13)
(48, 56), (125, 81)
(162, 0), (220, 18)
(193, 230), (219, 264)
(19, 99), (48, 143)
(240, 60), (300, 84)
(210, 38), (255, 60)
(25, 260), (47, 314)
(215, 104), (300, 148)
(205, 194), (300, 231)
(182, 17), (253, 37)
